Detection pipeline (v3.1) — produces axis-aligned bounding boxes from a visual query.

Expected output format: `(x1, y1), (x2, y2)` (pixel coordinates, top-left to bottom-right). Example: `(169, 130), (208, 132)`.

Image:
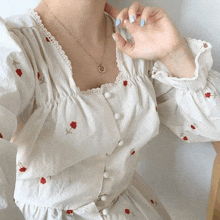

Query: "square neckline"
(26, 8), (126, 95)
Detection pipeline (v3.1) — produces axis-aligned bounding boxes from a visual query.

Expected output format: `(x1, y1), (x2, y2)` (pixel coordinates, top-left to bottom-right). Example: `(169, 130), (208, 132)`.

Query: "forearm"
(158, 39), (196, 78)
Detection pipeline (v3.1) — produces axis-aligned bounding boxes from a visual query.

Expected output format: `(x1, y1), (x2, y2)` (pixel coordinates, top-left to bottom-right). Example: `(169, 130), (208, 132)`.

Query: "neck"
(35, 0), (110, 45)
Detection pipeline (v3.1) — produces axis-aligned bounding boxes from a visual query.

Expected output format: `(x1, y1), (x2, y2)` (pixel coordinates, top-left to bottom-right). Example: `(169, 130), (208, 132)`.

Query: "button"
(114, 113), (121, 120)
(118, 140), (124, 146)
(101, 195), (108, 201)
(104, 92), (111, 98)
(103, 171), (110, 178)
(102, 208), (109, 215)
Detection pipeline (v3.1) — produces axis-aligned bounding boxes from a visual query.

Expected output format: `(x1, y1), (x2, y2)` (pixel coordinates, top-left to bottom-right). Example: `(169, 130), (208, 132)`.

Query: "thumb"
(112, 31), (134, 56)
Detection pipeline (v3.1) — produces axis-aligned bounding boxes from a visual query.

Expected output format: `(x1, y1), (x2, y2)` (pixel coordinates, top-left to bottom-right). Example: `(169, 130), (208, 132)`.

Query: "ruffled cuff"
(151, 37), (213, 91)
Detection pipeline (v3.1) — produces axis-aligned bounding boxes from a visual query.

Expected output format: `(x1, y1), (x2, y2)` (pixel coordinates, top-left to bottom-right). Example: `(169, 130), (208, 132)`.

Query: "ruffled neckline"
(26, 8), (125, 95)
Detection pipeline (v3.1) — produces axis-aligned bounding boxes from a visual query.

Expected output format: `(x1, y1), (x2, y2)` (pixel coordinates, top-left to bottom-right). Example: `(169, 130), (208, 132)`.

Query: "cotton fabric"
(0, 8), (219, 220)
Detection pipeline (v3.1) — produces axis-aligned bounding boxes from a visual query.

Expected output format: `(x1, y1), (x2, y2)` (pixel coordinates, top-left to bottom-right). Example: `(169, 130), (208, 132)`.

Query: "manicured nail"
(129, 15), (135, 23)
(115, 18), (121, 27)
(140, 19), (146, 26)
(112, 33), (116, 41)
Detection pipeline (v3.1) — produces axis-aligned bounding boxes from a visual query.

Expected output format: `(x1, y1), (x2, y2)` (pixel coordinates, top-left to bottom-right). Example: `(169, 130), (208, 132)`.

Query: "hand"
(104, 1), (186, 61)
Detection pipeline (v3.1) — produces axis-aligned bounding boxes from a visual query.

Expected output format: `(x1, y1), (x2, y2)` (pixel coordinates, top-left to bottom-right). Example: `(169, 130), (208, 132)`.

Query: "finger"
(104, 2), (121, 19)
(115, 7), (129, 27)
(112, 32), (135, 57)
(128, 2), (145, 23)
(140, 7), (165, 26)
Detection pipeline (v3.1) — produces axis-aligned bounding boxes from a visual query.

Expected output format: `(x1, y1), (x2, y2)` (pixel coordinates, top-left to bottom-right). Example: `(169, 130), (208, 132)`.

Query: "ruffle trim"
(26, 8), (125, 95)
(151, 37), (213, 91)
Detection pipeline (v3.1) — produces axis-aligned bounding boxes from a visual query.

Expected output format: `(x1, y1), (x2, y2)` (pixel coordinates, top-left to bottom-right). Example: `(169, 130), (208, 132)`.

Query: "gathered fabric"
(0, 8), (219, 219)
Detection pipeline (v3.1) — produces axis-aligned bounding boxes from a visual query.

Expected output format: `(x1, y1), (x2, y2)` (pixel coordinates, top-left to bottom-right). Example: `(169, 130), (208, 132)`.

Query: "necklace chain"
(42, 0), (113, 73)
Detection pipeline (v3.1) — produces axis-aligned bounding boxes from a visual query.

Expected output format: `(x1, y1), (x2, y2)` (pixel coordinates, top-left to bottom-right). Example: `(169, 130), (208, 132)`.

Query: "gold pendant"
(98, 64), (106, 73)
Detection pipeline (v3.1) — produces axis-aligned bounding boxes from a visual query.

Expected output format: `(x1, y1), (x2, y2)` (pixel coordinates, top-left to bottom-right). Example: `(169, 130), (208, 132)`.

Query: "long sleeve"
(0, 16), (36, 209)
(148, 36), (220, 142)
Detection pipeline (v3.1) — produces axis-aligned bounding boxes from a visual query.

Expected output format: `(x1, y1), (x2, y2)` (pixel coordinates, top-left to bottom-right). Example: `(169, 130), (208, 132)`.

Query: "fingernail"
(129, 15), (135, 23)
(115, 18), (121, 27)
(112, 33), (116, 41)
(140, 19), (146, 27)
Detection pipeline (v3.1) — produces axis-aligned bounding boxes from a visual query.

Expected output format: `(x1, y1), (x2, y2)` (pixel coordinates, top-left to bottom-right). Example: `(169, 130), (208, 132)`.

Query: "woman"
(0, 0), (219, 219)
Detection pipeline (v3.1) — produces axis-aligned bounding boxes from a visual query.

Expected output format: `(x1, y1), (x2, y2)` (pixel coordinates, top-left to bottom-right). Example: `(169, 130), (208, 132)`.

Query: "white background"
(0, 0), (219, 219)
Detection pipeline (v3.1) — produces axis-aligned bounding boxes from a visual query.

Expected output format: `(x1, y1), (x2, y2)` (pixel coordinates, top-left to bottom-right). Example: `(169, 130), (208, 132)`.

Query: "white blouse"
(0, 8), (219, 220)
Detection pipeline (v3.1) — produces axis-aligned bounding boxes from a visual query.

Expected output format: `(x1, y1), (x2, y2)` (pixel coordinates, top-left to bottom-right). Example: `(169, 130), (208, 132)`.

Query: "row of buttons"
(104, 92), (122, 120)
(101, 91), (133, 216)
(100, 139), (124, 203)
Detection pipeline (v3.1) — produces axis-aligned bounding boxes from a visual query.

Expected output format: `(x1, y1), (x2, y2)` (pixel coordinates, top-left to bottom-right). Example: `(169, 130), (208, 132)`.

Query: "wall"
(0, 0), (219, 219)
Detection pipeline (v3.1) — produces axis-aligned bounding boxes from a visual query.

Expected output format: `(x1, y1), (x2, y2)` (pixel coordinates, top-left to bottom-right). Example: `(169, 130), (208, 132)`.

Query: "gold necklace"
(43, 0), (112, 73)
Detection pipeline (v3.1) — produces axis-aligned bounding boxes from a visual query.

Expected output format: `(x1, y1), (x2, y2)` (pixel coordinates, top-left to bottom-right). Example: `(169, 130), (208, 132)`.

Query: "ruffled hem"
(151, 37), (213, 91)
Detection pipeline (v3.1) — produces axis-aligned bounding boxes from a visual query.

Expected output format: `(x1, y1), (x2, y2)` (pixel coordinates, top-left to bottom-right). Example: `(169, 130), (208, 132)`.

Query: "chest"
(47, 28), (120, 92)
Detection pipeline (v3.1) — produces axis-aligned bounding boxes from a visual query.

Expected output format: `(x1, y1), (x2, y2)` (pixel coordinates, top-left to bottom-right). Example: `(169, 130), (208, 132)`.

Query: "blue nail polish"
(115, 19), (121, 27)
(129, 15), (135, 23)
(140, 19), (146, 27)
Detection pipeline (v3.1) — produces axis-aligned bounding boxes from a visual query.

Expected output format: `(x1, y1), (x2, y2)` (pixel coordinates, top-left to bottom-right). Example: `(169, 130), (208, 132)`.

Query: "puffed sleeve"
(148, 36), (220, 142)
(0, 17), (35, 209)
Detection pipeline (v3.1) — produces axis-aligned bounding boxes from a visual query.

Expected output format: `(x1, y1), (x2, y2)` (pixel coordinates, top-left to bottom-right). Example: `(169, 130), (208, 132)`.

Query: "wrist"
(158, 39), (196, 78)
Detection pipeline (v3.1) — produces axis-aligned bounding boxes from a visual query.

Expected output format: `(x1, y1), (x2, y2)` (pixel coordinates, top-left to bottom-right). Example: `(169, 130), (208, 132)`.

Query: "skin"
(35, 0), (108, 47)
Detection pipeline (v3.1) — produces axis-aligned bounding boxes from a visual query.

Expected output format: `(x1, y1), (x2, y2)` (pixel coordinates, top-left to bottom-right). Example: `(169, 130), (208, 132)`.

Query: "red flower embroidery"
(16, 69), (22, 77)
(66, 210), (73, 214)
(40, 177), (46, 184)
(19, 167), (27, 172)
(46, 37), (50, 42)
(0, 133), (3, 138)
(203, 43), (208, 48)
(183, 136), (188, 141)
(123, 80), (128, 86)
(37, 72), (40, 79)
(150, 200), (154, 204)
(66, 121), (77, 135)
(205, 92), (211, 98)
(205, 92), (216, 98)
(131, 150), (135, 155)
(70, 121), (77, 129)
(125, 209), (130, 214)
(191, 125), (196, 129)
(18, 162), (26, 172)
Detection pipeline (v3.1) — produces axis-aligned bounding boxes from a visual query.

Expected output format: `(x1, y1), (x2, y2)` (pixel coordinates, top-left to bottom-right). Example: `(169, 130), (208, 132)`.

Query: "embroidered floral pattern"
(66, 210), (73, 214)
(205, 92), (216, 98)
(16, 69), (22, 77)
(182, 136), (188, 141)
(131, 150), (135, 155)
(150, 199), (158, 206)
(123, 80), (128, 86)
(0, 133), (3, 138)
(191, 125), (196, 129)
(45, 37), (50, 42)
(37, 72), (46, 84)
(66, 121), (77, 135)
(18, 162), (27, 172)
(40, 177), (46, 184)
(125, 208), (130, 214)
